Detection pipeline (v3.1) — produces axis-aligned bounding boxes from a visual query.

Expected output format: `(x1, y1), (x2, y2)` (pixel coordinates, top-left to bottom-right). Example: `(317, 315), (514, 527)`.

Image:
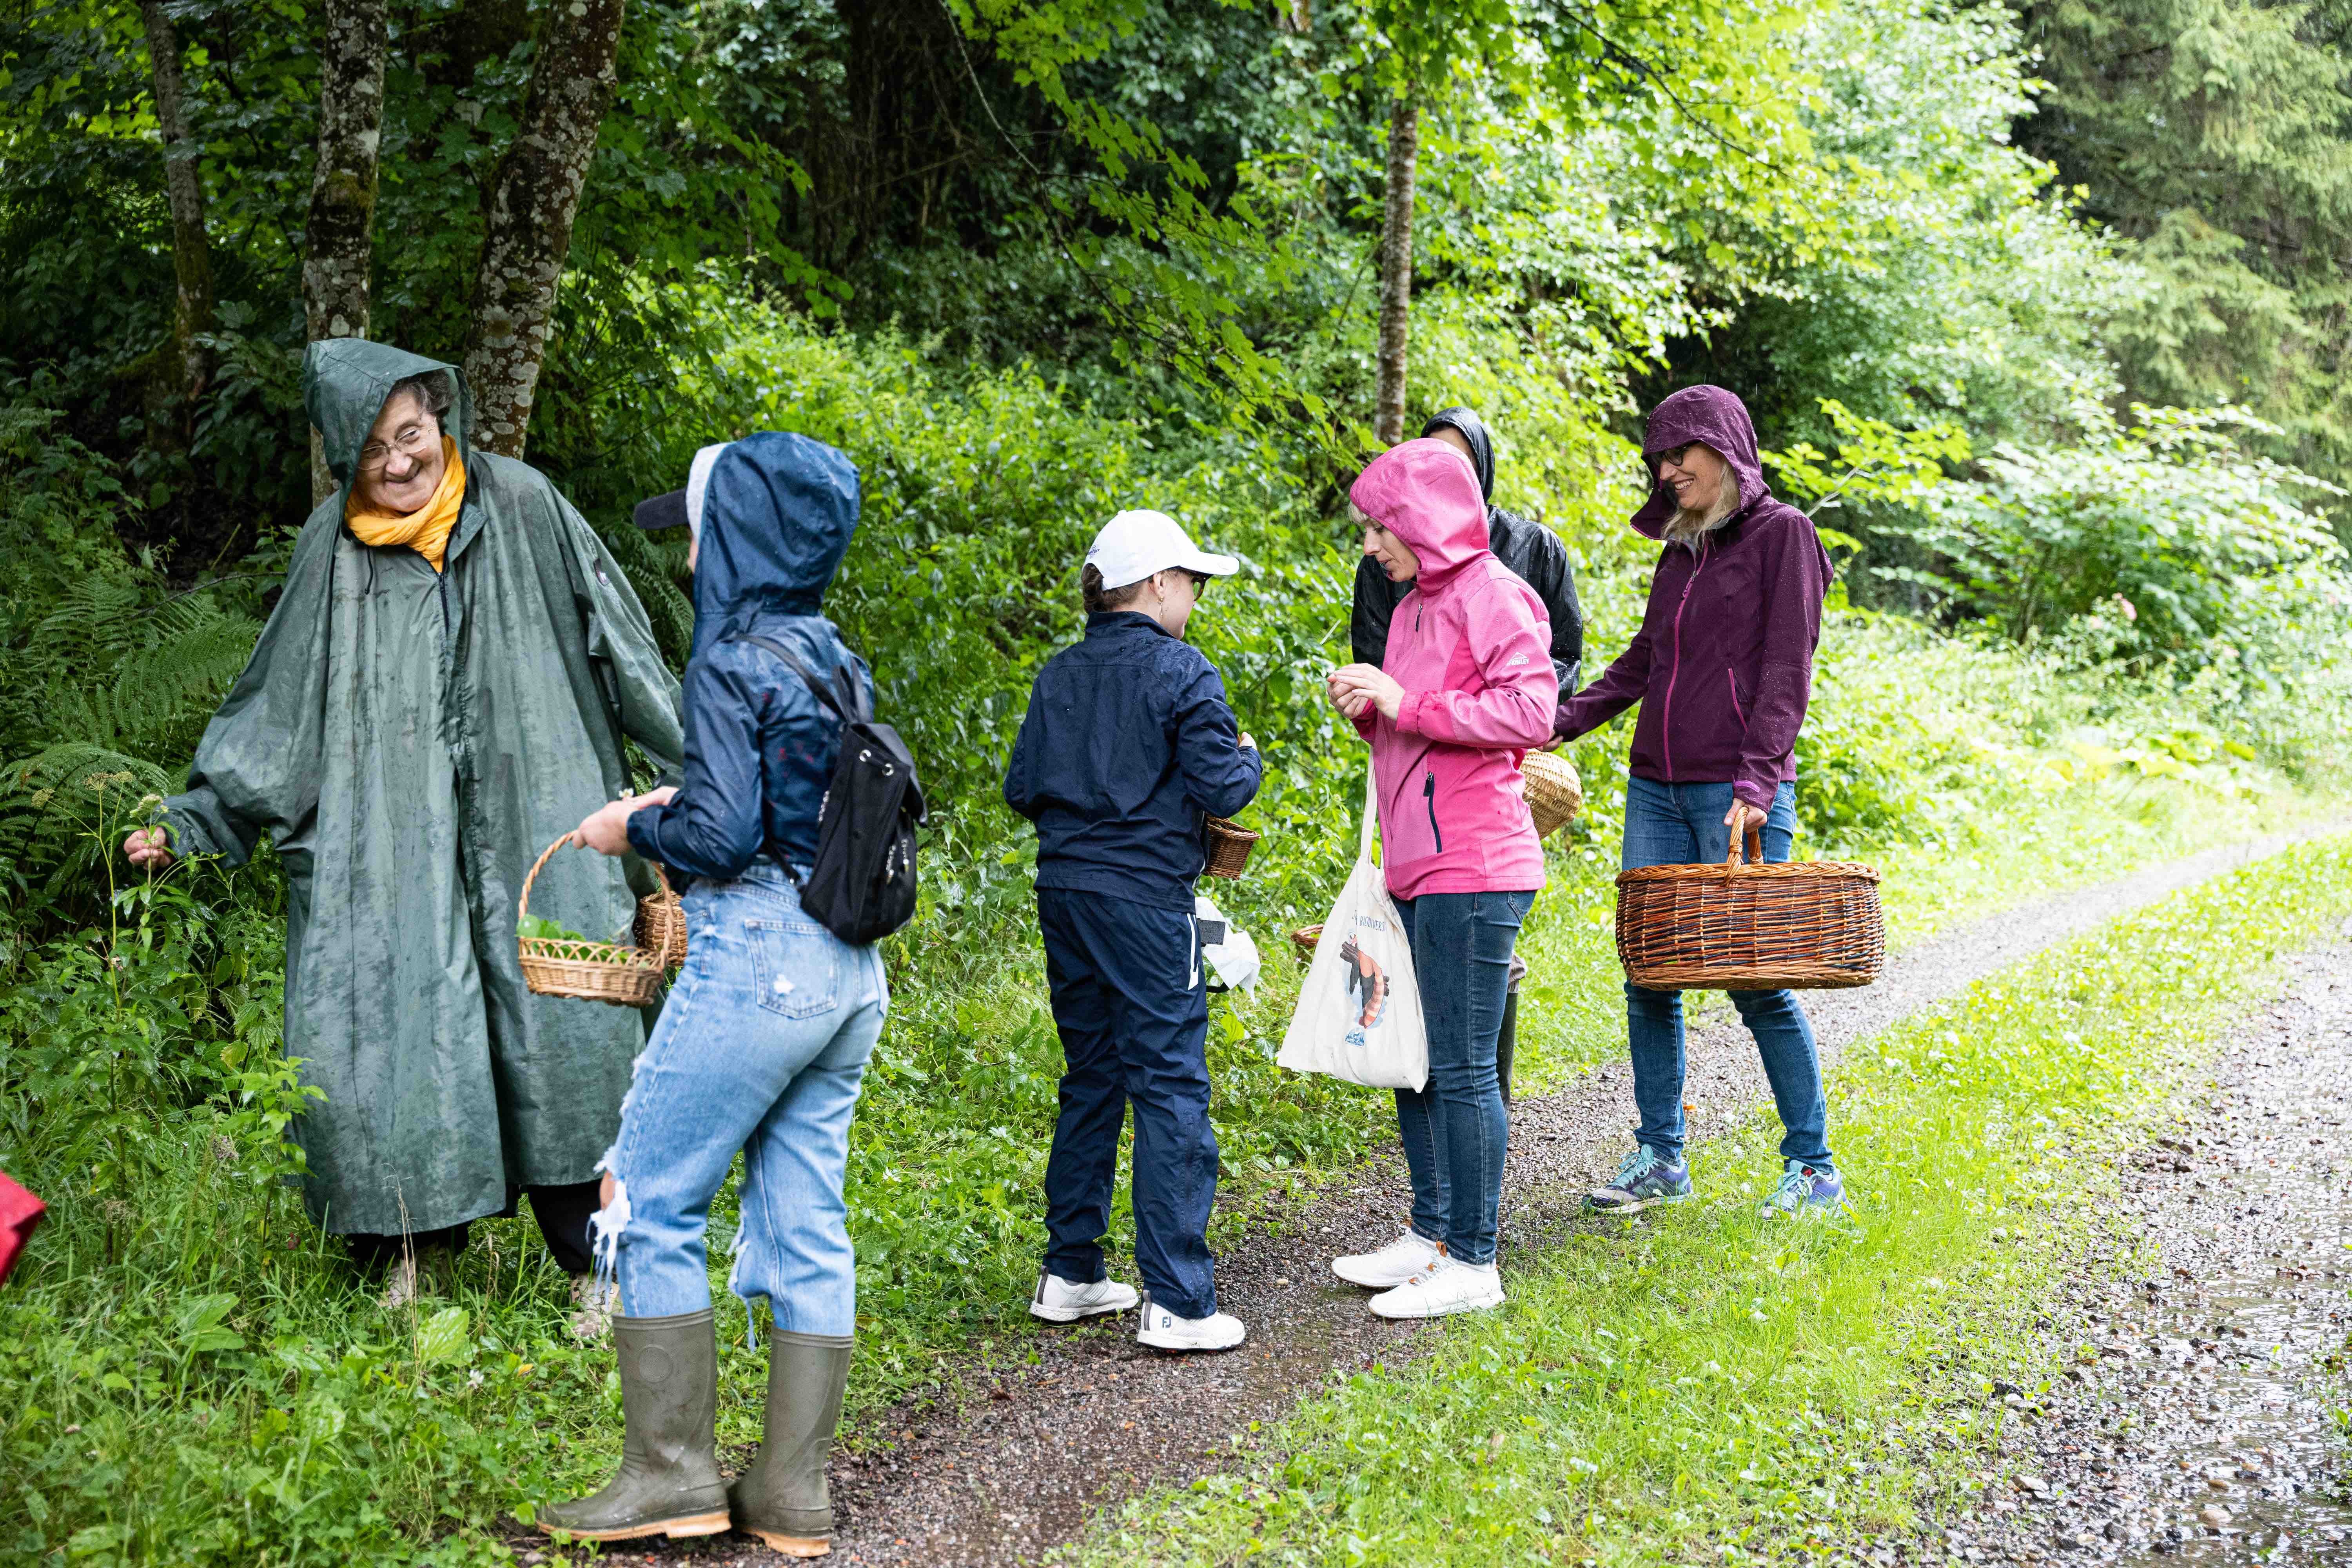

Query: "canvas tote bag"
(1277, 778), (1429, 1092)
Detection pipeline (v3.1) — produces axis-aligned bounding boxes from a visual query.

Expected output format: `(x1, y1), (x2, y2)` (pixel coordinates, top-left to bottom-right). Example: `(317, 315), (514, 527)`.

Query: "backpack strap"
(731, 633), (865, 723)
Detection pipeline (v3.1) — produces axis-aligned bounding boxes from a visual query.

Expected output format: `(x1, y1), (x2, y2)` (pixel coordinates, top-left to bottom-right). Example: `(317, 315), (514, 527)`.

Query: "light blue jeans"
(1620, 777), (1833, 1171)
(595, 863), (887, 1336)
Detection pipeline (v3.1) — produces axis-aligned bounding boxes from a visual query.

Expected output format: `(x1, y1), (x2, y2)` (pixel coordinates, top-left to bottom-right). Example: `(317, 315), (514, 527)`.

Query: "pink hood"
(1348, 440), (1557, 899)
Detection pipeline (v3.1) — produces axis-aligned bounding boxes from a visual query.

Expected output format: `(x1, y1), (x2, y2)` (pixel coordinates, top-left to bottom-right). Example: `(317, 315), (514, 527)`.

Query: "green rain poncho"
(162, 340), (684, 1236)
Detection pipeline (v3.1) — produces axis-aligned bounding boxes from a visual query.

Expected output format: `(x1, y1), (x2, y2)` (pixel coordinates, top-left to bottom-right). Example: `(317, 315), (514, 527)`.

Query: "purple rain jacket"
(1552, 385), (1833, 810)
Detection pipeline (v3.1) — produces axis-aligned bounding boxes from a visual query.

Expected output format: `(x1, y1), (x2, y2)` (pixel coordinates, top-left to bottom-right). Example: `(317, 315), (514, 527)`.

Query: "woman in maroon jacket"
(1553, 385), (1845, 1219)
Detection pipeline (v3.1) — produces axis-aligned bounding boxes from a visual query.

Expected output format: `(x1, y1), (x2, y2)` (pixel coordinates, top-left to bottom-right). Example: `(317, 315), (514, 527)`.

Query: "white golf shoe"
(1135, 1294), (1247, 1351)
(1029, 1269), (1141, 1323)
(1331, 1230), (1442, 1289)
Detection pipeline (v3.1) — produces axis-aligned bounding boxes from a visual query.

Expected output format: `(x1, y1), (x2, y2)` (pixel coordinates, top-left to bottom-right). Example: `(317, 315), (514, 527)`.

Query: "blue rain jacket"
(1003, 611), (1263, 912)
(628, 432), (873, 880)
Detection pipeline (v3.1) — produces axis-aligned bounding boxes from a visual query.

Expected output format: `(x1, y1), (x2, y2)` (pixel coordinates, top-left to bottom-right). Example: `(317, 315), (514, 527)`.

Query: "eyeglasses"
(358, 421), (439, 473)
(1643, 443), (1704, 486)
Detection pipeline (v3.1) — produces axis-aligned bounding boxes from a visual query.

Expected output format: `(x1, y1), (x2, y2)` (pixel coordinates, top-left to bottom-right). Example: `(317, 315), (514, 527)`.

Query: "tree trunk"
(305, 0), (390, 505)
(136, 0), (214, 408)
(462, 0), (627, 459)
(1373, 93), (1418, 448)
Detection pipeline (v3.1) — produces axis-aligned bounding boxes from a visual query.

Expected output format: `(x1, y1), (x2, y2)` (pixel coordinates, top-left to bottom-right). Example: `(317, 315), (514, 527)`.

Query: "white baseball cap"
(1085, 509), (1239, 591)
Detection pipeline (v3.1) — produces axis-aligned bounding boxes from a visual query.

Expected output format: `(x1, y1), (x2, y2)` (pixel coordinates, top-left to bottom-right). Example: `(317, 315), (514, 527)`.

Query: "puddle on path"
(1938, 948), (2352, 1566)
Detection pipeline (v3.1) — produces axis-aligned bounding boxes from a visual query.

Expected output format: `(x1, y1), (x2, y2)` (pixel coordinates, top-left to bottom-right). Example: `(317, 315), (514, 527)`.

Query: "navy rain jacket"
(627, 432), (873, 880)
(1003, 610), (1263, 912)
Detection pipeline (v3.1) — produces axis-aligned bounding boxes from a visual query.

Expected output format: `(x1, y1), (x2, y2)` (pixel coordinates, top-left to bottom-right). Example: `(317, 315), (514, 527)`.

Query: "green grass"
(1, 778), (2316, 1568)
(1072, 832), (2352, 1567)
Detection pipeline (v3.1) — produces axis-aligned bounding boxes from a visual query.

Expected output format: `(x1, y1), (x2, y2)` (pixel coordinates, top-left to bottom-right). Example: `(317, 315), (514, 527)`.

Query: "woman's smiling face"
(357, 390), (445, 513)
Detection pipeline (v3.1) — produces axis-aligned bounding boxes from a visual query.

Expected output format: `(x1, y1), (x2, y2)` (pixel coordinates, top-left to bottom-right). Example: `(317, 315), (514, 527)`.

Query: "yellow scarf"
(345, 437), (467, 572)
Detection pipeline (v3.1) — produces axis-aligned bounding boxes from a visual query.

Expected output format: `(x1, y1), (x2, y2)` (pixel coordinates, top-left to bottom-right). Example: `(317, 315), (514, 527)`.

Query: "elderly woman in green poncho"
(122, 339), (684, 1312)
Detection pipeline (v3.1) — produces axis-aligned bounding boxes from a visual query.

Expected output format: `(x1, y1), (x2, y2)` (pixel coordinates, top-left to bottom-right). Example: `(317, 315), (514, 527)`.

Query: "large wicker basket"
(1615, 829), (1884, 991)
(518, 835), (666, 1007)
(1524, 751), (1583, 838)
(633, 865), (688, 969)
(1203, 816), (1259, 879)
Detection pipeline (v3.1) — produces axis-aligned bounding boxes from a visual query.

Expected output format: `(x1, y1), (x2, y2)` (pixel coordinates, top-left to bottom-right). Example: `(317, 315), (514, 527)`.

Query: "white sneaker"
(1029, 1269), (1140, 1323)
(1135, 1294), (1247, 1352)
(1367, 1255), (1505, 1320)
(1332, 1230), (1442, 1290)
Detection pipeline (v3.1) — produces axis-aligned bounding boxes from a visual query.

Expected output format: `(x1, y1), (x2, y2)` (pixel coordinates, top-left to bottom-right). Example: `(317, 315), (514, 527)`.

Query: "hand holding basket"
(517, 835), (670, 1007)
(1614, 826), (1884, 991)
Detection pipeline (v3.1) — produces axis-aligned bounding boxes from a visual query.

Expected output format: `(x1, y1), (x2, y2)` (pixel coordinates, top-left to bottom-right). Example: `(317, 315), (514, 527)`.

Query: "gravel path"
(534, 825), (2337, 1568)
(1917, 935), (2352, 1567)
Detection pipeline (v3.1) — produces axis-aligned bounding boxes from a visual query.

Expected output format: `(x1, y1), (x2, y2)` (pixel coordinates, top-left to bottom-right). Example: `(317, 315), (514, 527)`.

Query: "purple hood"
(1633, 384), (1772, 539)
(1553, 385), (1833, 809)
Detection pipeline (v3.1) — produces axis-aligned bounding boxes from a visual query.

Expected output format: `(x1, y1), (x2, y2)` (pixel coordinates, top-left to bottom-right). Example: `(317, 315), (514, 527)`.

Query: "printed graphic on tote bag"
(1278, 780), (1430, 1092)
(1337, 932), (1390, 1044)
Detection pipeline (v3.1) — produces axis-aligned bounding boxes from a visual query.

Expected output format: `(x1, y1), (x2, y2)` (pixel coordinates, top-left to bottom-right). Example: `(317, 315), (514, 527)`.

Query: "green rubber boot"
(538, 1308), (730, 1543)
(728, 1328), (853, 1558)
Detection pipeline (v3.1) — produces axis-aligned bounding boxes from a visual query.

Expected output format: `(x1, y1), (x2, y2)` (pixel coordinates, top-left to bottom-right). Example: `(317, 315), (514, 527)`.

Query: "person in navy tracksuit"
(1002, 509), (1262, 1352)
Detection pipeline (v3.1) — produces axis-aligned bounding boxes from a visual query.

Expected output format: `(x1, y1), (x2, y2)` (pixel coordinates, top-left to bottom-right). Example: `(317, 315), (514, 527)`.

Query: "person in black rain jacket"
(1002, 508), (1261, 1353)
(1351, 407), (1584, 691)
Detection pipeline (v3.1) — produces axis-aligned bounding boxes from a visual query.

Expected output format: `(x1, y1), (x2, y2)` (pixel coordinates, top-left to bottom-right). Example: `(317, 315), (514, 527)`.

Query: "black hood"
(1421, 407), (1495, 501)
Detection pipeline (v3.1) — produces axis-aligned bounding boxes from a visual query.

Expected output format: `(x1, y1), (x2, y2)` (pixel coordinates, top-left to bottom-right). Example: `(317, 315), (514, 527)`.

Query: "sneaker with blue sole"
(1585, 1144), (1693, 1214)
(1758, 1160), (1845, 1218)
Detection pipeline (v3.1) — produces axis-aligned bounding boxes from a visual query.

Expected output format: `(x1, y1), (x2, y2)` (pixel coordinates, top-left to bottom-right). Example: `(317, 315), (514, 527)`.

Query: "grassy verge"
(1072, 833), (2352, 1567)
(0, 788), (2314, 1568)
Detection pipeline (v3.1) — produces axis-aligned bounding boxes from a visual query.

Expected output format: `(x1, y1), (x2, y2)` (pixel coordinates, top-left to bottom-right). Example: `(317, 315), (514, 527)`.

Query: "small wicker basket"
(633, 865), (688, 970)
(518, 835), (666, 1007)
(1203, 816), (1259, 879)
(1524, 751), (1583, 838)
(1290, 922), (1324, 962)
(1614, 828), (1884, 991)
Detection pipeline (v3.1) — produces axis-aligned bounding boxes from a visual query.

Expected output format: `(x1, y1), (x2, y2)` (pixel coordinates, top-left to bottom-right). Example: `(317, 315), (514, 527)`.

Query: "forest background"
(5, 0), (2352, 1562)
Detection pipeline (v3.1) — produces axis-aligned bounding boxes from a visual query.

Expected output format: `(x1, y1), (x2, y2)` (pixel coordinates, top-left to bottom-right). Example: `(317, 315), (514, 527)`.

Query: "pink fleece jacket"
(1349, 439), (1558, 900)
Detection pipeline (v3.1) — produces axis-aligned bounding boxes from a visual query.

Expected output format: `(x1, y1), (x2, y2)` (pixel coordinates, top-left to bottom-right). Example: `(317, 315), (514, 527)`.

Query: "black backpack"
(730, 633), (926, 945)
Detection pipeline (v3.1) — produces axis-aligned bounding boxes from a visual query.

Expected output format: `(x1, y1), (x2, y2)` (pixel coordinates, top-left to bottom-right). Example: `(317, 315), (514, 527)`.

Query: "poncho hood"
(1349, 437), (1494, 596)
(1421, 407), (1495, 501)
(303, 338), (474, 489)
(1631, 384), (1769, 540)
(690, 431), (861, 657)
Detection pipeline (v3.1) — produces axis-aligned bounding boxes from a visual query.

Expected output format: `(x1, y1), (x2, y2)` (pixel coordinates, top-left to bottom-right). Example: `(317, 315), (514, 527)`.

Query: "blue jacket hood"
(691, 432), (860, 657)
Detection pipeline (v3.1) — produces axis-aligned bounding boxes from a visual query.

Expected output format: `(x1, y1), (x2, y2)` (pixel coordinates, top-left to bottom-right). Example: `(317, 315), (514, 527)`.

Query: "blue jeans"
(1036, 888), (1220, 1319)
(1620, 778), (1833, 1171)
(1392, 889), (1535, 1267)
(596, 863), (889, 1336)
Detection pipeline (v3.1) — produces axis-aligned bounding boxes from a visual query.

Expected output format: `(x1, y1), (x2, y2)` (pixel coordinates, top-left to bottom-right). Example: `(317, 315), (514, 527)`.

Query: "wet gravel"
(535, 826), (2337, 1568)
(1909, 938), (2352, 1568)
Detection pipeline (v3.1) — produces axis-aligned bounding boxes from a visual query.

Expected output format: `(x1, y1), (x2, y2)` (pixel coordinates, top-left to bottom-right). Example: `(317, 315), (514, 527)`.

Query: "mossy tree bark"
(1373, 93), (1418, 448)
(134, 0), (214, 422)
(304, 0), (389, 505)
(461, 0), (627, 460)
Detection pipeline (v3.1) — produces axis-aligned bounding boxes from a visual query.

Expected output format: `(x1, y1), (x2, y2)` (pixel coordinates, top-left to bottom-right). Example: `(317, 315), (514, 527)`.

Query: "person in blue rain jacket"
(1003, 508), (1262, 1353)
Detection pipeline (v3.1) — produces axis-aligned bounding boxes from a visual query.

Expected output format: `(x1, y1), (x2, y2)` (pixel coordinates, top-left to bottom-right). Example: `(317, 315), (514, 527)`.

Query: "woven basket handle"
(519, 833), (571, 923)
(1723, 824), (1764, 869)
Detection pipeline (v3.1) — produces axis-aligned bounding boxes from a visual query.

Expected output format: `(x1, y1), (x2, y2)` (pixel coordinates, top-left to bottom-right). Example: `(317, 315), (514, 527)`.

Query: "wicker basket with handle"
(1523, 751), (1583, 838)
(633, 864), (688, 970)
(518, 835), (666, 1007)
(1614, 828), (1884, 991)
(1203, 816), (1259, 879)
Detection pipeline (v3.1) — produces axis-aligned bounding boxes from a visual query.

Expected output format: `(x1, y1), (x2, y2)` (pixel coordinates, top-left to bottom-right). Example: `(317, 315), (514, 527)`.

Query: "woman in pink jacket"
(1323, 438), (1557, 1319)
